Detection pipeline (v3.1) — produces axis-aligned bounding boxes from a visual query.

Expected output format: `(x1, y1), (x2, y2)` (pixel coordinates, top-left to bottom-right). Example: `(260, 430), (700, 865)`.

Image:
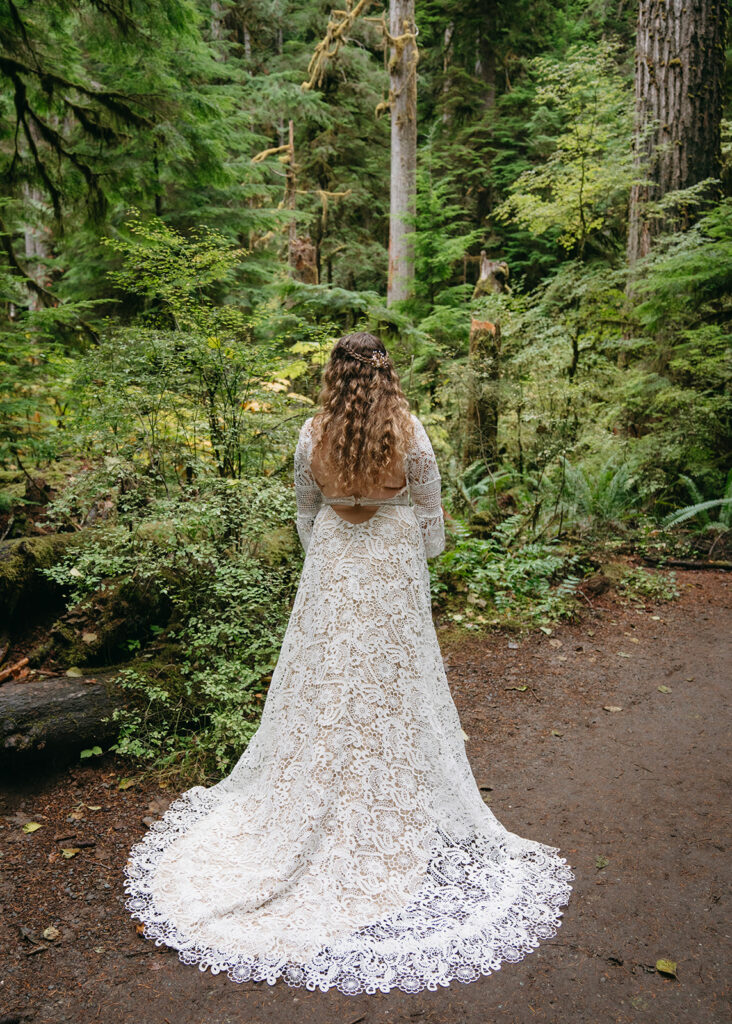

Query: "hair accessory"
(347, 348), (389, 369)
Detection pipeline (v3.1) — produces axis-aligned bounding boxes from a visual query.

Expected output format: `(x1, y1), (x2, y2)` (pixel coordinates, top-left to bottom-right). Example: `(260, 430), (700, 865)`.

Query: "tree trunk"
(441, 22), (454, 125)
(474, 0), (497, 112)
(627, 0), (727, 265)
(387, 0), (418, 305)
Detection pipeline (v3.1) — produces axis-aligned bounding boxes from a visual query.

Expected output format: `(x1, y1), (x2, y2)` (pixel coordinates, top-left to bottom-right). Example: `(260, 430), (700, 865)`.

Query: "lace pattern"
(123, 421), (572, 995)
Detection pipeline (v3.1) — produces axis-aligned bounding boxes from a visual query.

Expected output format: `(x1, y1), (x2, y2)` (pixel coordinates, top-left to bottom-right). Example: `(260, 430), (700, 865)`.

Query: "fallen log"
(0, 672), (123, 769)
(0, 533), (83, 625)
(640, 555), (732, 571)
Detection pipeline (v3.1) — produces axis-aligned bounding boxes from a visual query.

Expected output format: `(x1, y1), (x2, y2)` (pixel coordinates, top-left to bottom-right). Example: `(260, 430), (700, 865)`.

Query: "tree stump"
(463, 317), (502, 467)
(463, 252), (509, 467)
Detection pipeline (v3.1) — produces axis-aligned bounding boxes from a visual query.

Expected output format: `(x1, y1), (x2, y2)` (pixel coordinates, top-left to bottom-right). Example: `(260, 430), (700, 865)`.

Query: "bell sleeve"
(294, 418), (323, 553)
(406, 415), (446, 559)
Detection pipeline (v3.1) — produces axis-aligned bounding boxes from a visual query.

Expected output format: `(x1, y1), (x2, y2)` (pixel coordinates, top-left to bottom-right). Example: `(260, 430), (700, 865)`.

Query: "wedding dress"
(123, 413), (573, 995)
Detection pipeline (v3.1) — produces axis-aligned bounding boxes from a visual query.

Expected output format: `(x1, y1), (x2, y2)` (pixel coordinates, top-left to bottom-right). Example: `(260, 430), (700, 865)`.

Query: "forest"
(0, 0), (730, 783)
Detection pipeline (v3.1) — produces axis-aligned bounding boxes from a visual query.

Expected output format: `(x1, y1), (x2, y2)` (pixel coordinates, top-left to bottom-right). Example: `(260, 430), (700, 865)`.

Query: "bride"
(123, 331), (573, 995)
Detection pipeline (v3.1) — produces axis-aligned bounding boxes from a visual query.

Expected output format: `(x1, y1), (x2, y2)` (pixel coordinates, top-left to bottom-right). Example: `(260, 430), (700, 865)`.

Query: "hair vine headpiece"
(347, 348), (389, 369)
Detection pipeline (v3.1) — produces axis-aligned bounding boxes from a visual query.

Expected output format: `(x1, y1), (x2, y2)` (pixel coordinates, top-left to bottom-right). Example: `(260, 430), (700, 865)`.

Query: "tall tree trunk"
(474, 1), (496, 112)
(387, 0), (418, 306)
(441, 21), (454, 125)
(22, 184), (51, 312)
(627, 0), (727, 266)
(474, 0), (498, 229)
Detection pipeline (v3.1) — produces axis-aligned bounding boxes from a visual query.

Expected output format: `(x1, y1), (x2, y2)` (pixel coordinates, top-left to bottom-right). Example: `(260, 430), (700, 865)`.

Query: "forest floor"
(1, 565), (729, 1024)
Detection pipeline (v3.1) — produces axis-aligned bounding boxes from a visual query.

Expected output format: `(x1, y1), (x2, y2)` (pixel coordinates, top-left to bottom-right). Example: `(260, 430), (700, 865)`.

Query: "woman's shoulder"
(407, 411), (430, 443)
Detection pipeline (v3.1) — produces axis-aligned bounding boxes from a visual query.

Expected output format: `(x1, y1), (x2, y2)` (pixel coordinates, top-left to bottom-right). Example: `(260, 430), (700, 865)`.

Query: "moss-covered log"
(0, 673), (122, 767)
(0, 533), (83, 625)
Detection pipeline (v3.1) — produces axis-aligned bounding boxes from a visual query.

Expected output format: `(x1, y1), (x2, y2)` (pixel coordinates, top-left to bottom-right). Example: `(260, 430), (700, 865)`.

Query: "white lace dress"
(123, 413), (573, 995)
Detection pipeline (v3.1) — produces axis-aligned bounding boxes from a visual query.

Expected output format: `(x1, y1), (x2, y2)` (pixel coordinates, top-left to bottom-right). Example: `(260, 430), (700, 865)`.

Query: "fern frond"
(661, 497), (732, 528)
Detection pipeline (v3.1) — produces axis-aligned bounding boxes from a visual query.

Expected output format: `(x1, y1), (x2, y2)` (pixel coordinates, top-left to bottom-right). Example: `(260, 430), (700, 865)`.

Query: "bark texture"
(0, 674), (120, 766)
(627, 0), (727, 264)
(387, 0), (418, 305)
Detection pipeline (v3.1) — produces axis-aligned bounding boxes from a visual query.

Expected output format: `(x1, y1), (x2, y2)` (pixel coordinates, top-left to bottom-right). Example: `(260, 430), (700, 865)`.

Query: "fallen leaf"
(539, 626), (552, 635)
(617, 651), (631, 658)
(651, 615), (661, 620)
(460, 729), (470, 741)
(85, 805), (102, 812)
(655, 959), (677, 978)
(551, 729), (563, 738)
(118, 777), (136, 790)
(596, 855), (609, 870)
(603, 706), (623, 713)
(65, 667), (84, 677)
(22, 822), (43, 834)
(42, 926), (60, 941)
(548, 638), (563, 649)
(657, 685), (672, 694)
(505, 685), (528, 692)
(61, 848), (80, 858)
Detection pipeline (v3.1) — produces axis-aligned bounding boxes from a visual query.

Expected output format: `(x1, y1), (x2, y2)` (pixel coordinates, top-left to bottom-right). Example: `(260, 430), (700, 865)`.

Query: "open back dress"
(123, 413), (573, 995)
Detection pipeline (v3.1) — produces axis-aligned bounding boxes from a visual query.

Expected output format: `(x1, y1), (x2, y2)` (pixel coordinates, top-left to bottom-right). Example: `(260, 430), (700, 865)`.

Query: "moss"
(0, 533), (84, 622)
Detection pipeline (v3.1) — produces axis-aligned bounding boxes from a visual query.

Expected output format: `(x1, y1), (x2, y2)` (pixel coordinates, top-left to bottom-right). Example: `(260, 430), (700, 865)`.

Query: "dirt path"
(1, 568), (730, 1024)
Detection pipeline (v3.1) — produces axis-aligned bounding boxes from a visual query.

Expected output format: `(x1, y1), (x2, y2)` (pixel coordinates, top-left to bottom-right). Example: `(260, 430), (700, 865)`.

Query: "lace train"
(123, 502), (573, 995)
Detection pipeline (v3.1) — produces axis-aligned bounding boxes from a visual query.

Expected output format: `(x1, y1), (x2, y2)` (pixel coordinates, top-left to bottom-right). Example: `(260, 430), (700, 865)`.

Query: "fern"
(661, 497), (732, 530)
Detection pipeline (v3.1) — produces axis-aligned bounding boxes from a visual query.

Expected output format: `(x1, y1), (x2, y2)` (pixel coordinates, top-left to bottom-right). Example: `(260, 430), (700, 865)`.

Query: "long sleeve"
(294, 418), (323, 553)
(406, 415), (446, 559)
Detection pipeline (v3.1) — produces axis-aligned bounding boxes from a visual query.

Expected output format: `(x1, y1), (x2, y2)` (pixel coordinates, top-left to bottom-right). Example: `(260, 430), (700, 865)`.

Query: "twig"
(0, 657), (29, 683)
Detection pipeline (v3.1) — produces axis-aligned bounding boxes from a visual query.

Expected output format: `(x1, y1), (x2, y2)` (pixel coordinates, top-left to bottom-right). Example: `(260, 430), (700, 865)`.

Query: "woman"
(123, 331), (572, 996)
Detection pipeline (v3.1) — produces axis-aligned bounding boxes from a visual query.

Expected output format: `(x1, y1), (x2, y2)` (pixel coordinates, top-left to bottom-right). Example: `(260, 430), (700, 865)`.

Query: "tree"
(302, 0), (419, 304)
(626, 0), (728, 264)
(492, 40), (636, 261)
(386, 0), (418, 305)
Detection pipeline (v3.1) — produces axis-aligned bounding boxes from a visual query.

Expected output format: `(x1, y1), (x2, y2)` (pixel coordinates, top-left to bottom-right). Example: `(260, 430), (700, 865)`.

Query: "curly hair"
(310, 332), (414, 494)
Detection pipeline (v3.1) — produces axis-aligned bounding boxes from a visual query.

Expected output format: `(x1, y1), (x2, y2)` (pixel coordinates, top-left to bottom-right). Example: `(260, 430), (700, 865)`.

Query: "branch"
(301, 0), (376, 92)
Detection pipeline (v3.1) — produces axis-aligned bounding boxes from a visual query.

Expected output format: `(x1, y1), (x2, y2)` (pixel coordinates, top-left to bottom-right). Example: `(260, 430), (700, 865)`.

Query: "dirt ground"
(1, 566), (730, 1024)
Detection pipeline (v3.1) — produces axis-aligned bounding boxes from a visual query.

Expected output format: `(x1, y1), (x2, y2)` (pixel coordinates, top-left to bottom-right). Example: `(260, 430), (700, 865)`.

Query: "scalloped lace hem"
(123, 787), (574, 996)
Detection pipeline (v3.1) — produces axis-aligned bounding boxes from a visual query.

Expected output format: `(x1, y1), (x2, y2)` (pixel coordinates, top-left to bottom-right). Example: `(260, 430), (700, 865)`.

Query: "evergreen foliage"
(0, 0), (729, 776)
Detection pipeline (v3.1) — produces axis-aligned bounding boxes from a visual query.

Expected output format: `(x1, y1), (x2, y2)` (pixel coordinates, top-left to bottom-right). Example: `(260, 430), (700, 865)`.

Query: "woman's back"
(295, 412), (446, 554)
(309, 420), (408, 524)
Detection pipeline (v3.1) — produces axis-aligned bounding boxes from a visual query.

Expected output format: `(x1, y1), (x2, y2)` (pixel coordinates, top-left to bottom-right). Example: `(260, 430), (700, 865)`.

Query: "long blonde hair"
(311, 332), (414, 493)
